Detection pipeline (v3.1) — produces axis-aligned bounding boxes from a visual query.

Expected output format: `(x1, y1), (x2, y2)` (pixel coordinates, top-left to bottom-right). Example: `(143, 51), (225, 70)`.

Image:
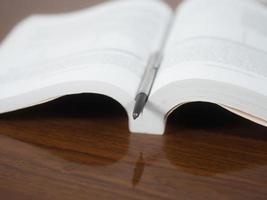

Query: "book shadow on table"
(0, 94), (130, 166)
(1, 95), (267, 177)
(164, 102), (267, 176)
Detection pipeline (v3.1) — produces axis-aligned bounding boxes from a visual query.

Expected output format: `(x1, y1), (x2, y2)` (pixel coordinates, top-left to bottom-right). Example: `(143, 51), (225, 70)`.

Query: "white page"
(0, 0), (172, 101)
(132, 0), (267, 134)
(153, 0), (267, 95)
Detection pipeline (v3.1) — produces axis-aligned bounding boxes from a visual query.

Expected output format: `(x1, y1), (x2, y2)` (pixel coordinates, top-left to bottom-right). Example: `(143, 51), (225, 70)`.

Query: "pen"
(132, 51), (163, 120)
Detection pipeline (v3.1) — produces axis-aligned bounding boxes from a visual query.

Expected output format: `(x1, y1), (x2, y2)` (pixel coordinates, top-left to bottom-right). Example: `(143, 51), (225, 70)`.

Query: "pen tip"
(133, 112), (139, 120)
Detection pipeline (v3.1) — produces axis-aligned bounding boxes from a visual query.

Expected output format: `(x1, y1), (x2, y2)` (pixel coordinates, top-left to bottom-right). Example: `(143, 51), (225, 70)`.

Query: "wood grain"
(0, 1), (267, 200)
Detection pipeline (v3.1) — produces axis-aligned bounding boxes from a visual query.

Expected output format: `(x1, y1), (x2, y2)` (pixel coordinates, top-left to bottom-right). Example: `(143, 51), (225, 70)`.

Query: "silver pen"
(132, 51), (163, 120)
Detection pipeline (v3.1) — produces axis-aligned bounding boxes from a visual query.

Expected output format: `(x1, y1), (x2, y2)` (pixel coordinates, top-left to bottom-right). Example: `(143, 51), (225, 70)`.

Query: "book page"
(153, 0), (267, 95)
(138, 0), (267, 134)
(0, 0), (172, 101)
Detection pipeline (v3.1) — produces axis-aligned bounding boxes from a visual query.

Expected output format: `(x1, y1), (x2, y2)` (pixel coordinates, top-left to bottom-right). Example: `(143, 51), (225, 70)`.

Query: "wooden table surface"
(0, 1), (267, 200)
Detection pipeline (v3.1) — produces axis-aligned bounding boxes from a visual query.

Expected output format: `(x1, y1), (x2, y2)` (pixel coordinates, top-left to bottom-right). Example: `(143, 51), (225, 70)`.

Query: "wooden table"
(0, 1), (267, 199)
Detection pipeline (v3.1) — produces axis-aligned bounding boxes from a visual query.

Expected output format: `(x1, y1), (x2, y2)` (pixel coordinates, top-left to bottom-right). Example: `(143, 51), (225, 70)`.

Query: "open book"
(0, 0), (267, 134)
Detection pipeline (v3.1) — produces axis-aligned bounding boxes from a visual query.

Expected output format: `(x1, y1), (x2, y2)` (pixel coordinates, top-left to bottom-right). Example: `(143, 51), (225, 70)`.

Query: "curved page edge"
(0, 80), (137, 131)
(135, 79), (267, 134)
